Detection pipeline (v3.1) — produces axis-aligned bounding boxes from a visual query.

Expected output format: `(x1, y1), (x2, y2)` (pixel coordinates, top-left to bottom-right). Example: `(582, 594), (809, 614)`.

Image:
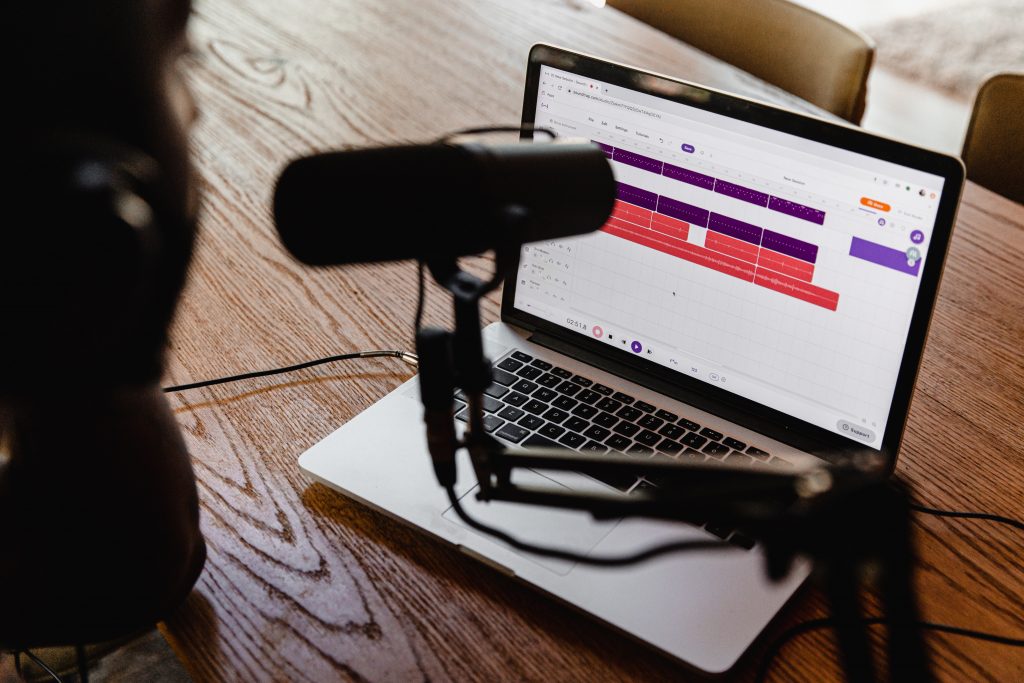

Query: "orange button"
(860, 197), (891, 211)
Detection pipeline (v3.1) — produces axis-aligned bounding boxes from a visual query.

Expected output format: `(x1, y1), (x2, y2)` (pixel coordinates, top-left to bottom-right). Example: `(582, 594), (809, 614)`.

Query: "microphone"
(273, 139), (615, 265)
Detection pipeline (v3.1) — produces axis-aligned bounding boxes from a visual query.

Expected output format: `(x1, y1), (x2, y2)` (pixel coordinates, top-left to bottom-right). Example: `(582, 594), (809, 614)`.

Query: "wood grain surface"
(154, 0), (1024, 680)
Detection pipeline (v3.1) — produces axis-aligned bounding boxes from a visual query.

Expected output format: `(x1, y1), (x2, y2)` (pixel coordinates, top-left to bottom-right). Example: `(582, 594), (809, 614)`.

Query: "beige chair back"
(607, 0), (875, 123)
(962, 73), (1024, 204)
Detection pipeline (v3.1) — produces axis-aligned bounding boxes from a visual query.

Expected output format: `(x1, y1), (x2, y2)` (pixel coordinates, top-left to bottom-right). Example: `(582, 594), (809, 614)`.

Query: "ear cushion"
(2, 139), (167, 389)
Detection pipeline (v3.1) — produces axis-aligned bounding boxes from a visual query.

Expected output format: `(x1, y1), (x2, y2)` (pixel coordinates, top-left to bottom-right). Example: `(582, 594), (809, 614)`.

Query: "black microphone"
(273, 139), (615, 265)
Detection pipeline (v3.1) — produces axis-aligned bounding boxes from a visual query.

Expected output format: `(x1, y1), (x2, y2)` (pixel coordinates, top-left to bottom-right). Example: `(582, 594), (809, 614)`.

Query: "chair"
(962, 73), (1024, 204)
(606, 0), (875, 123)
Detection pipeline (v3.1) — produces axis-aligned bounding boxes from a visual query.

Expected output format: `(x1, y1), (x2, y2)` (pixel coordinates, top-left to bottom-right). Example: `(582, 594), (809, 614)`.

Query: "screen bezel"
(500, 44), (965, 467)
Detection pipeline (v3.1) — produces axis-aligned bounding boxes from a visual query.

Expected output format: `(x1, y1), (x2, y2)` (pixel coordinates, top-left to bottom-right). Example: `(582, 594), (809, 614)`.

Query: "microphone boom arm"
(417, 227), (931, 682)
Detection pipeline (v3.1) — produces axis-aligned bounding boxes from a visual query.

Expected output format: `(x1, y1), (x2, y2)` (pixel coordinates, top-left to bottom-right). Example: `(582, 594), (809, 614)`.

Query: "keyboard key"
(678, 418), (700, 431)
(626, 444), (654, 456)
(613, 421), (641, 437)
(550, 367), (572, 379)
(492, 368), (517, 386)
(605, 434), (632, 451)
(496, 423), (529, 443)
(454, 389), (466, 401)
(705, 522), (733, 539)
(635, 430), (661, 446)
(570, 375), (593, 387)
(497, 357), (523, 373)
(747, 446), (771, 458)
(593, 412), (618, 428)
(555, 381), (582, 396)
(483, 396), (502, 413)
(612, 392), (634, 404)
(703, 442), (730, 457)
(518, 414), (544, 430)
(700, 427), (724, 441)
(564, 417), (588, 433)
(576, 389), (601, 404)
(591, 383), (614, 396)
(523, 399), (548, 415)
(634, 400), (656, 413)
(454, 398), (466, 411)
(571, 404), (598, 419)
(484, 383), (509, 399)
(523, 433), (559, 449)
(552, 395), (578, 411)
(539, 423), (566, 439)
(482, 415), (505, 433)
(455, 409), (468, 423)
(769, 458), (794, 468)
(679, 449), (705, 462)
(536, 373), (562, 388)
(638, 415), (664, 430)
(723, 437), (747, 451)
(516, 365), (542, 380)
(530, 359), (553, 371)
(541, 408), (570, 424)
(580, 440), (609, 454)
(583, 425), (611, 441)
(512, 379), (538, 394)
(682, 432), (707, 449)
(724, 452), (754, 466)
(502, 392), (528, 407)
(657, 439), (684, 455)
(558, 432), (586, 448)
(511, 351), (533, 362)
(655, 409), (678, 422)
(616, 406), (643, 422)
(658, 423), (685, 440)
(497, 405), (524, 421)
(596, 398), (622, 413)
(532, 387), (558, 402)
(729, 532), (756, 550)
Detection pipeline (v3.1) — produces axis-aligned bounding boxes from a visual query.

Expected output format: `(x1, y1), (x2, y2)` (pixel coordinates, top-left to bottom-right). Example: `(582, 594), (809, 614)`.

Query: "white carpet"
(865, 0), (1024, 99)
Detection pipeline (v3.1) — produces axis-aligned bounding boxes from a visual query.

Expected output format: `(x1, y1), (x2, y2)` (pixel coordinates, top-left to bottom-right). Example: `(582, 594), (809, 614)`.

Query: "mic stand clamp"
(418, 204), (528, 489)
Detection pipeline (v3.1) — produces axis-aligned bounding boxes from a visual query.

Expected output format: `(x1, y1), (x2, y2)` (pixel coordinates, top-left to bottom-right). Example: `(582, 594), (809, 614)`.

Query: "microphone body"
(273, 140), (615, 265)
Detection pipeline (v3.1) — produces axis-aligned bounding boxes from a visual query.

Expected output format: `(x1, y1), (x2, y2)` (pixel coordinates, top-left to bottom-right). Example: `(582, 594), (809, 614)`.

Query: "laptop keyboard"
(454, 349), (795, 551)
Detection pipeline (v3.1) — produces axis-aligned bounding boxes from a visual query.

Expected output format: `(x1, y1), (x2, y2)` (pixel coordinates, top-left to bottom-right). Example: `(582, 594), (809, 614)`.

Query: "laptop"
(298, 45), (964, 673)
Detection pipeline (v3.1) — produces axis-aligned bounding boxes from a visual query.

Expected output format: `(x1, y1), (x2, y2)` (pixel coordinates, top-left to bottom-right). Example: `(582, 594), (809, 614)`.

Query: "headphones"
(3, 134), (177, 390)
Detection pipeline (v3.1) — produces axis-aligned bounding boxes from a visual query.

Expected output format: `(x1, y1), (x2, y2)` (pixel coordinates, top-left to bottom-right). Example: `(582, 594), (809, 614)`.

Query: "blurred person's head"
(4, 0), (198, 391)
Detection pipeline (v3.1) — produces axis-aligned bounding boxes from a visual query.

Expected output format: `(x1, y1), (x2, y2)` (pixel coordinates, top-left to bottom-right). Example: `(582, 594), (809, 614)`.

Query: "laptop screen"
(512, 63), (950, 450)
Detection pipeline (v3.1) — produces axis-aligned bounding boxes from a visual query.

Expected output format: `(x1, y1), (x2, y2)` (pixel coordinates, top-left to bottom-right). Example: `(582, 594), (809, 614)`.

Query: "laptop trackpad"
(442, 468), (622, 575)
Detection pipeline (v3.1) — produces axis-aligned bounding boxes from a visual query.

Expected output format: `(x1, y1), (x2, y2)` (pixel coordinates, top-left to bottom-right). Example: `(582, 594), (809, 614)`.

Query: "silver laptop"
(299, 45), (964, 673)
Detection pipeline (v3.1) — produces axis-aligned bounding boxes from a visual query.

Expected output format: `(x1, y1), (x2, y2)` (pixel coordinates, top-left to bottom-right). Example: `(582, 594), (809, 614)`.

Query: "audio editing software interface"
(514, 65), (946, 448)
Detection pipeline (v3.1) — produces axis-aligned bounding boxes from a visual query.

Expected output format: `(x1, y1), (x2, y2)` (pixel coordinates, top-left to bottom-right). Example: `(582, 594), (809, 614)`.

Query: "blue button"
(681, 143), (695, 153)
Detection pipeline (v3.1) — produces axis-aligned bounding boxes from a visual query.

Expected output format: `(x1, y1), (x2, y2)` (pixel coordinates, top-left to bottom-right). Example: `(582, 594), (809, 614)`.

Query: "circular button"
(630, 341), (643, 353)
(592, 325), (603, 339)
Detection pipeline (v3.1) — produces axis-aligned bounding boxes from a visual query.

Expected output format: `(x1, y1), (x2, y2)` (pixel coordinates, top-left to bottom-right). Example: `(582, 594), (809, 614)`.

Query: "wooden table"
(159, 0), (1024, 680)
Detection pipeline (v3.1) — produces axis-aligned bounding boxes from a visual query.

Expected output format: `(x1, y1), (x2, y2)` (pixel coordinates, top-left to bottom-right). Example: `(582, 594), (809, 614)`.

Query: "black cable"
(161, 350), (417, 393)
(445, 486), (730, 566)
(910, 502), (1024, 532)
(756, 617), (1024, 683)
(75, 643), (88, 683)
(17, 649), (65, 682)
(415, 259), (426, 332)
